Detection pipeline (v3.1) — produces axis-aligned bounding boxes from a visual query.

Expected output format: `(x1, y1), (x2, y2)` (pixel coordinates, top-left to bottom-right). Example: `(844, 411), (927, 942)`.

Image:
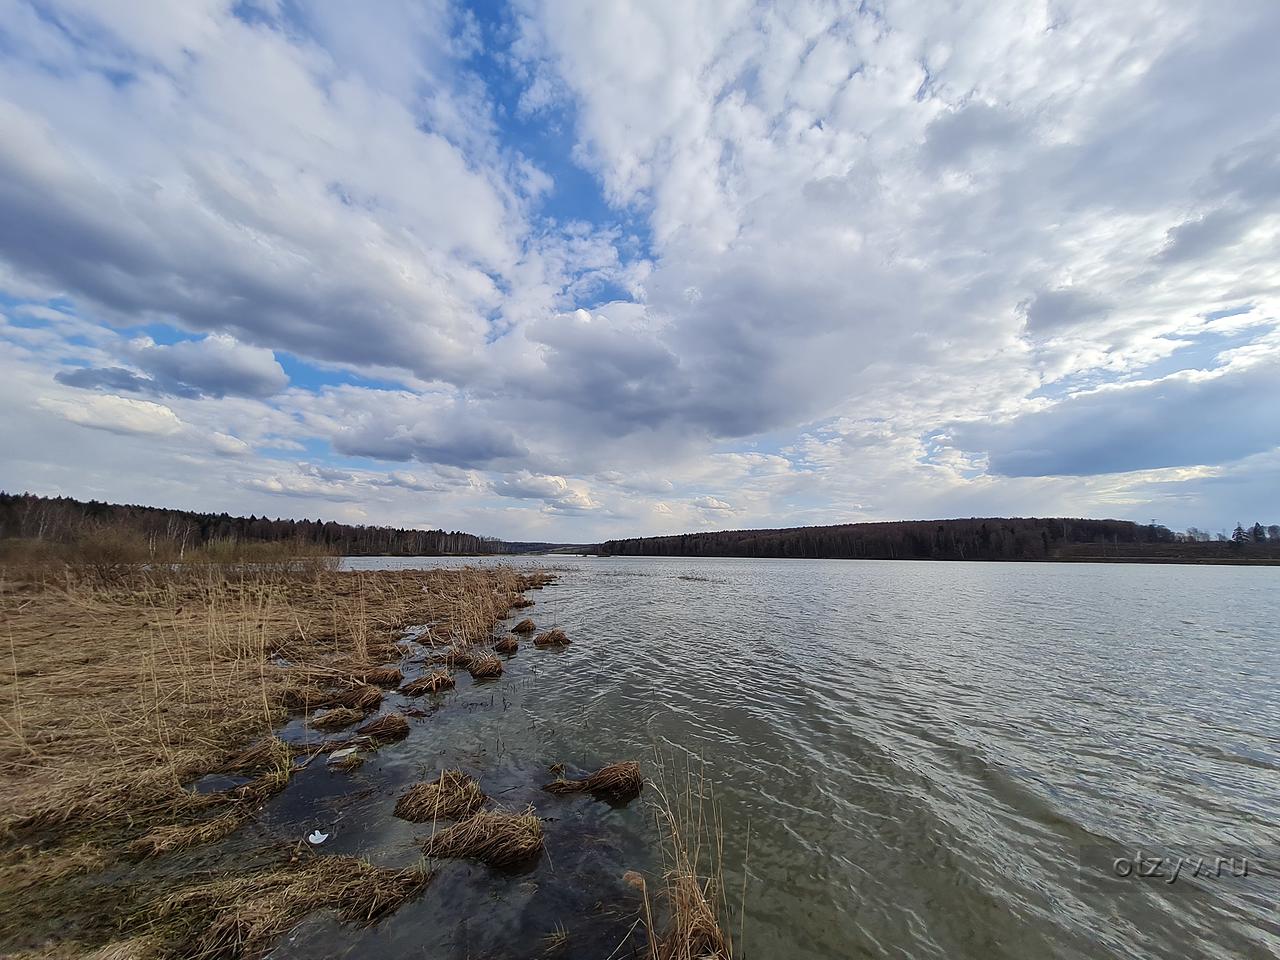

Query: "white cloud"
(37, 394), (184, 437)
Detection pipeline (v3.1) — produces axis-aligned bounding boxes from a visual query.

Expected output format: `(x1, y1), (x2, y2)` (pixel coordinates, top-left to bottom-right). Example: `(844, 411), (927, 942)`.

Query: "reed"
(420, 807), (543, 867)
(543, 761), (644, 802)
(494, 634), (519, 654)
(400, 670), (455, 696)
(354, 712), (410, 744)
(533, 629), (571, 648)
(394, 769), (486, 822)
(511, 618), (536, 634)
(467, 653), (504, 680)
(308, 706), (366, 732)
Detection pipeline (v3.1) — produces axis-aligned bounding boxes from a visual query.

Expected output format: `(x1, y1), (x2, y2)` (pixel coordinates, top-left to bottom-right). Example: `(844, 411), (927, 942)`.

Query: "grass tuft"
(544, 761), (644, 802)
(511, 618), (536, 634)
(394, 770), (486, 822)
(533, 629), (571, 648)
(467, 653), (503, 680)
(399, 670), (455, 696)
(420, 807), (544, 867)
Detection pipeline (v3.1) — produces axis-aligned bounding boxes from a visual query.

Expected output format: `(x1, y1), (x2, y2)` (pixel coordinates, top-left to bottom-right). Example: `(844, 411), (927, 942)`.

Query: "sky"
(1, 0), (1278, 542)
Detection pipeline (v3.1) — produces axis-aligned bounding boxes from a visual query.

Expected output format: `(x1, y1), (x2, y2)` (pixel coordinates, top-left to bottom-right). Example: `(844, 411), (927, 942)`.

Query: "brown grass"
(510, 597), (535, 609)
(282, 681), (384, 712)
(533, 628), (571, 648)
(429, 648), (475, 668)
(494, 634), (519, 654)
(151, 855), (431, 959)
(0, 563), (548, 957)
(400, 670), (455, 696)
(544, 760), (644, 802)
(394, 769), (486, 822)
(354, 712), (410, 744)
(512, 618), (536, 634)
(420, 807), (544, 867)
(308, 706), (366, 732)
(467, 653), (503, 680)
(641, 756), (739, 960)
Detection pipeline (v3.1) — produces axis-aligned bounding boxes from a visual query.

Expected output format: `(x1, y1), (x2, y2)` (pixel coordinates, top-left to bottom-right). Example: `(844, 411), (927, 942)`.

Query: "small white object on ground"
(326, 747), (359, 763)
(307, 830), (329, 844)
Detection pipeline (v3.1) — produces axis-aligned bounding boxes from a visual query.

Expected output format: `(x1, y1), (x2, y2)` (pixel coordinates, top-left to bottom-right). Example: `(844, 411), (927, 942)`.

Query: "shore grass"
(0, 561), (552, 957)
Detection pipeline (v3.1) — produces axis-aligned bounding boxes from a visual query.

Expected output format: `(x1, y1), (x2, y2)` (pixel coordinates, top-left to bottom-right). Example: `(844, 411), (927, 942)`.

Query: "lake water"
(279, 556), (1279, 959)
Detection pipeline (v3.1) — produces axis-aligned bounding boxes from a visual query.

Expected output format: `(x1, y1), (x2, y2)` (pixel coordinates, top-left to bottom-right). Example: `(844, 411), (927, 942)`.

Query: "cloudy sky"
(2, 0), (1278, 541)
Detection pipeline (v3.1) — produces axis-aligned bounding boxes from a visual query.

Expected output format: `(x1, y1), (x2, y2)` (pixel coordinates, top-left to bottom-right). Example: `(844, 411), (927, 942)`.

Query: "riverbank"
(1, 563), (732, 959)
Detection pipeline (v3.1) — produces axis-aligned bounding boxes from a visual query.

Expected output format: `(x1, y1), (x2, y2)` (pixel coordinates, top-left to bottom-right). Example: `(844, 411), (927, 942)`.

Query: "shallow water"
(261, 556), (1280, 959)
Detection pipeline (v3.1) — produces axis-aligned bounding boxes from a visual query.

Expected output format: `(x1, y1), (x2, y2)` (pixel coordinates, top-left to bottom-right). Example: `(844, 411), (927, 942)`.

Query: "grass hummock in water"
(394, 770), (486, 822)
(511, 618), (536, 634)
(494, 634), (519, 654)
(308, 706), (367, 731)
(400, 669), (455, 696)
(533, 628), (571, 648)
(467, 653), (503, 680)
(355, 712), (410, 744)
(420, 807), (544, 867)
(544, 761), (644, 802)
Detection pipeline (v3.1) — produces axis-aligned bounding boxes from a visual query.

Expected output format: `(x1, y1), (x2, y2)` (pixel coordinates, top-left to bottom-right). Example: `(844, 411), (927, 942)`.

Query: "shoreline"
(0, 563), (730, 959)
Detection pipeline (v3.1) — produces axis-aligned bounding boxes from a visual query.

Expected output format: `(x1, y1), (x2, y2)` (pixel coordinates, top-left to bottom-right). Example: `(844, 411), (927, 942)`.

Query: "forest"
(0, 492), (555, 557)
(596, 517), (1280, 563)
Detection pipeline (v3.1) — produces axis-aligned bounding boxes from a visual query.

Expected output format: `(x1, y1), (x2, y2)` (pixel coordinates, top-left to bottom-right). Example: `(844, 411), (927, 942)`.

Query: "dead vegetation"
(308, 707), (367, 732)
(0, 562), (552, 957)
(355, 712), (410, 744)
(534, 628), (571, 648)
(510, 597), (535, 609)
(543, 761), (644, 802)
(150, 855), (432, 959)
(430, 648), (474, 669)
(467, 653), (504, 680)
(641, 755), (740, 960)
(420, 807), (544, 867)
(512, 618), (536, 634)
(400, 670), (455, 696)
(394, 770), (486, 822)
(494, 634), (519, 654)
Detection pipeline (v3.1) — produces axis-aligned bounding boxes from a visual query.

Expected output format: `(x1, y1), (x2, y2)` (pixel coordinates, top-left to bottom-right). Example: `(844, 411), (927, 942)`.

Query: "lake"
(304, 555), (1280, 959)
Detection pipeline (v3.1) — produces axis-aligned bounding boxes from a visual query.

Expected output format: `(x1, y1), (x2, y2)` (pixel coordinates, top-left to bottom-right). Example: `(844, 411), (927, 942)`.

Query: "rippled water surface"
(312, 556), (1280, 960)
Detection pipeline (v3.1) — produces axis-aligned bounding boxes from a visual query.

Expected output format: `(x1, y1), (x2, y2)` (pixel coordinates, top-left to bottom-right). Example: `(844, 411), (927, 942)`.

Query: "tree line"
(0, 492), (554, 557)
(596, 517), (1280, 563)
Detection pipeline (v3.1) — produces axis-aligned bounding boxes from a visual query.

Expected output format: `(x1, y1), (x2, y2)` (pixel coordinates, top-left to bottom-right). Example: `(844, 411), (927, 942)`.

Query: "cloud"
(949, 359), (1280, 477)
(37, 394), (184, 437)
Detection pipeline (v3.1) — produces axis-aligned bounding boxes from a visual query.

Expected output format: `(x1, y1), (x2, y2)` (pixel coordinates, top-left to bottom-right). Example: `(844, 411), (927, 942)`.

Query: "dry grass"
(420, 807), (544, 867)
(510, 597), (535, 609)
(308, 706), (366, 732)
(429, 648), (475, 669)
(543, 761), (644, 802)
(640, 755), (740, 960)
(533, 628), (571, 648)
(354, 712), (409, 744)
(151, 855), (432, 959)
(400, 670), (455, 696)
(494, 634), (519, 654)
(0, 562), (550, 957)
(512, 618), (536, 634)
(394, 769), (486, 822)
(467, 653), (504, 680)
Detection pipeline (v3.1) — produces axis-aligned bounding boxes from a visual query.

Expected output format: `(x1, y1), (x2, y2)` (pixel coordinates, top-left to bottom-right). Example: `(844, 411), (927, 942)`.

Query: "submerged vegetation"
(544, 761), (645, 802)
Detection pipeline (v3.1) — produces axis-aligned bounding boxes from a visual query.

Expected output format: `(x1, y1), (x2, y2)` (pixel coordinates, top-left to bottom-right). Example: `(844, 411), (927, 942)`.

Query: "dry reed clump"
(282, 682), (383, 712)
(130, 809), (249, 858)
(355, 712), (410, 744)
(494, 634), (519, 654)
(430, 648), (474, 669)
(543, 761), (644, 802)
(420, 807), (543, 867)
(218, 737), (294, 776)
(467, 653), (504, 680)
(533, 629), (571, 648)
(511, 618), (536, 634)
(510, 596), (535, 609)
(400, 670), (456, 696)
(308, 706), (366, 732)
(151, 855), (431, 960)
(394, 770), (486, 822)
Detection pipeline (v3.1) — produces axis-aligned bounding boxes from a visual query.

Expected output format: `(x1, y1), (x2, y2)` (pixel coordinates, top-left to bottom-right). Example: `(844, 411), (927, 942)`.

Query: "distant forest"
(0, 492), (555, 557)
(597, 517), (1280, 563)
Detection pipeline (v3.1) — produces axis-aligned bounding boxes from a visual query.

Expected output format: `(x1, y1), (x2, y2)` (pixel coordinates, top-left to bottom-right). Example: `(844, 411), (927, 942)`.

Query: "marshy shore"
(1, 560), (734, 959)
